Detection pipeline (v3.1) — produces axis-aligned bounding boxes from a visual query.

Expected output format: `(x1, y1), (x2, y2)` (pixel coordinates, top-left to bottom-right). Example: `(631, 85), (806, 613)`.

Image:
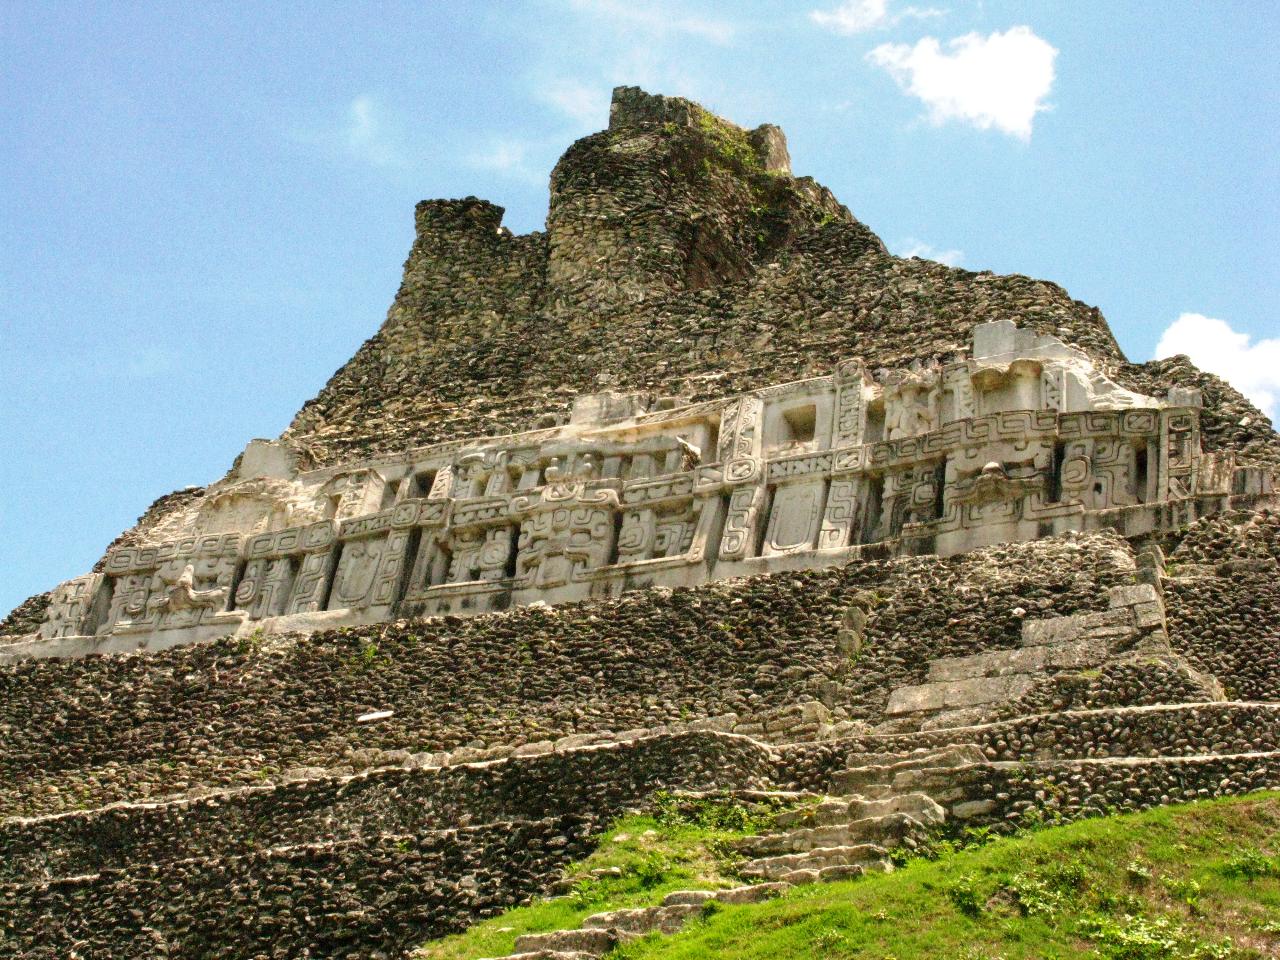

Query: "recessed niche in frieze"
(25, 320), (1250, 654)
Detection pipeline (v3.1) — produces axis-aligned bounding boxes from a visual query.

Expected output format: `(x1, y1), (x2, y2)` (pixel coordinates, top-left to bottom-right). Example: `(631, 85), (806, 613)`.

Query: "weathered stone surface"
(582, 903), (700, 935)
(2, 85), (1278, 960)
(1, 817), (595, 960)
(14, 311), (1253, 662)
(1160, 509), (1280, 702)
(0, 532), (1134, 819)
(0, 592), (49, 643)
(782, 702), (1280, 792)
(10, 89), (1277, 663)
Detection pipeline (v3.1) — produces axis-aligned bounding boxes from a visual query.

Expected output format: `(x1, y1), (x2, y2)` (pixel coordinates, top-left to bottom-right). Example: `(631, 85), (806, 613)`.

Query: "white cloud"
(868, 26), (1057, 140)
(1154, 313), (1280, 420)
(897, 238), (964, 266)
(812, 0), (888, 33)
(810, 0), (944, 35)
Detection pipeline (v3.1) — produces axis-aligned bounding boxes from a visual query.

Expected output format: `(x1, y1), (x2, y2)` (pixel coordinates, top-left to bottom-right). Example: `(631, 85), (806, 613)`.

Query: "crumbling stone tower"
(1, 87), (1277, 959)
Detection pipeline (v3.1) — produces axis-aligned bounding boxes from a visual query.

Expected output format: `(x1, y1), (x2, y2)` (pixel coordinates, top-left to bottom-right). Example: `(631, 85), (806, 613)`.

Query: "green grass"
(414, 794), (800, 960)
(614, 792), (1280, 960)
(414, 793), (1280, 959)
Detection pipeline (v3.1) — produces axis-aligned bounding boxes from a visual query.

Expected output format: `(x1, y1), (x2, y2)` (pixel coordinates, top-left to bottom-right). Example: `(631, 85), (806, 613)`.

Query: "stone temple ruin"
(17, 317), (1266, 661)
(2, 88), (1279, 958)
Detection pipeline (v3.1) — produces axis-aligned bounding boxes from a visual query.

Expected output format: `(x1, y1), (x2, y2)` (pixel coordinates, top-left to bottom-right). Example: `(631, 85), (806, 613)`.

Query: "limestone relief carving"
(148, 563), (228, 616)
(194, 478), (298, 537)
(332, 539), (385, 608)
(38, 575), (104, 640)
(30, 320), (1263, 652)
(883, 369), (941, 441)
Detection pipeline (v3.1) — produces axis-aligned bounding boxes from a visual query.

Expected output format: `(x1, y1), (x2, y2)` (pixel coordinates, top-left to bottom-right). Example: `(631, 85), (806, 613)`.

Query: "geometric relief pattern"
(44, 323), (1217, 646)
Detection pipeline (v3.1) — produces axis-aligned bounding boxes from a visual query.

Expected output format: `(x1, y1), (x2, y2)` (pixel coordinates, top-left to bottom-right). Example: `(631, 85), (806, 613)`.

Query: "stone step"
(773, 792), (943, 829)
(582, 903), (701, 935)
(775, 856), (894, 886)
(886, 762), (996, 805)
(844, 742), (988, 772)
(821, 859), (893, 882)
(739, 812), (927, 856)
(774, 798), (855, 829)
(848, 792), (946, 824)
(710, 882), (791, 904)
(658, 882), (791, 909)
(739, 843), (888, 881)
(832, 744), (986, 794)
(512, 928), (625, 957)
(666, 788), (825, 805)
(660, 889), (720, 907)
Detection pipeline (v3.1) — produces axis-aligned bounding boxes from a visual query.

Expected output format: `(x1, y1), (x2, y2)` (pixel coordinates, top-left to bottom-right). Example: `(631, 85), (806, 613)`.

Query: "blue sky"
(1, 0), (1277, 613)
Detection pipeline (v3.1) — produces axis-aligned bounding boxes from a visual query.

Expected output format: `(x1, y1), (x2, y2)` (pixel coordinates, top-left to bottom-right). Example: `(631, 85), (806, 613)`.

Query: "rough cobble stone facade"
(0, 731), (773, 884)
(0, 816), (594, 960)
(0, 592), (48, 641)
(1161, 510), (1280, 701)
(780, 702), (1280, 791)
(0, 533), (1128, 819)
(970, 753), (1280, 828)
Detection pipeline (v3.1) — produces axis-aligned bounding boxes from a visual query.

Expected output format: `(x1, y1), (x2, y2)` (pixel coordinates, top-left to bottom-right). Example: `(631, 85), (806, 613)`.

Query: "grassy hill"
(416, 792), (1280, 960)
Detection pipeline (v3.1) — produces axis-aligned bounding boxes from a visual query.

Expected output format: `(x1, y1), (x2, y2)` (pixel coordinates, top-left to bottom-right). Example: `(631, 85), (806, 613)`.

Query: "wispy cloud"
(292, 94), (411, 168)
(535, 78), (607, 130)
(341, 95), (407, 166)
(529, 6), (725, 133)
(1154, 313), (1280, 420)
(567, 0), (735, 44)
(868, 26), (1057, 140)
(810, 0), (945, 35)
(478, 2), (740, 201)
(467, 138), (547, 185)
(897, 238), (964, 266)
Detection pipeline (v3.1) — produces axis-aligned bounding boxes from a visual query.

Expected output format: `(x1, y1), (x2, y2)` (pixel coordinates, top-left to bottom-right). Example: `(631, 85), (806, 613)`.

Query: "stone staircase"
(473, 754), (959, 959)
(394, 706), (1280, 959)
(880, 582), (1221, 732)
(828, 743), (1005, 821)
(733, 789), (942, 884)
(498, 884), (786, 960)
(448, 571), (1280, 960)
(818, 705), (1280, 828)
(829, 744), (987, 797)
(469, 720), (1276, 960)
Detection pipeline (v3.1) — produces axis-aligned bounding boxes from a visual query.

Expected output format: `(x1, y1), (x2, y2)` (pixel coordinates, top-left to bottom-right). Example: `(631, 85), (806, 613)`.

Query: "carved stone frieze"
(511, 482), (621, 588)
(32, 320), (1260, 654)
(39, 575), (104, 640)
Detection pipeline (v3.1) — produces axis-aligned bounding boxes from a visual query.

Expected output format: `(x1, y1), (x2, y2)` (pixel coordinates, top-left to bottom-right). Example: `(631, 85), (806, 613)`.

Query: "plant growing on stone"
(235, 628), (266, 655)
(568, 876), (606, 909)
(694, 107), (760, 173)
